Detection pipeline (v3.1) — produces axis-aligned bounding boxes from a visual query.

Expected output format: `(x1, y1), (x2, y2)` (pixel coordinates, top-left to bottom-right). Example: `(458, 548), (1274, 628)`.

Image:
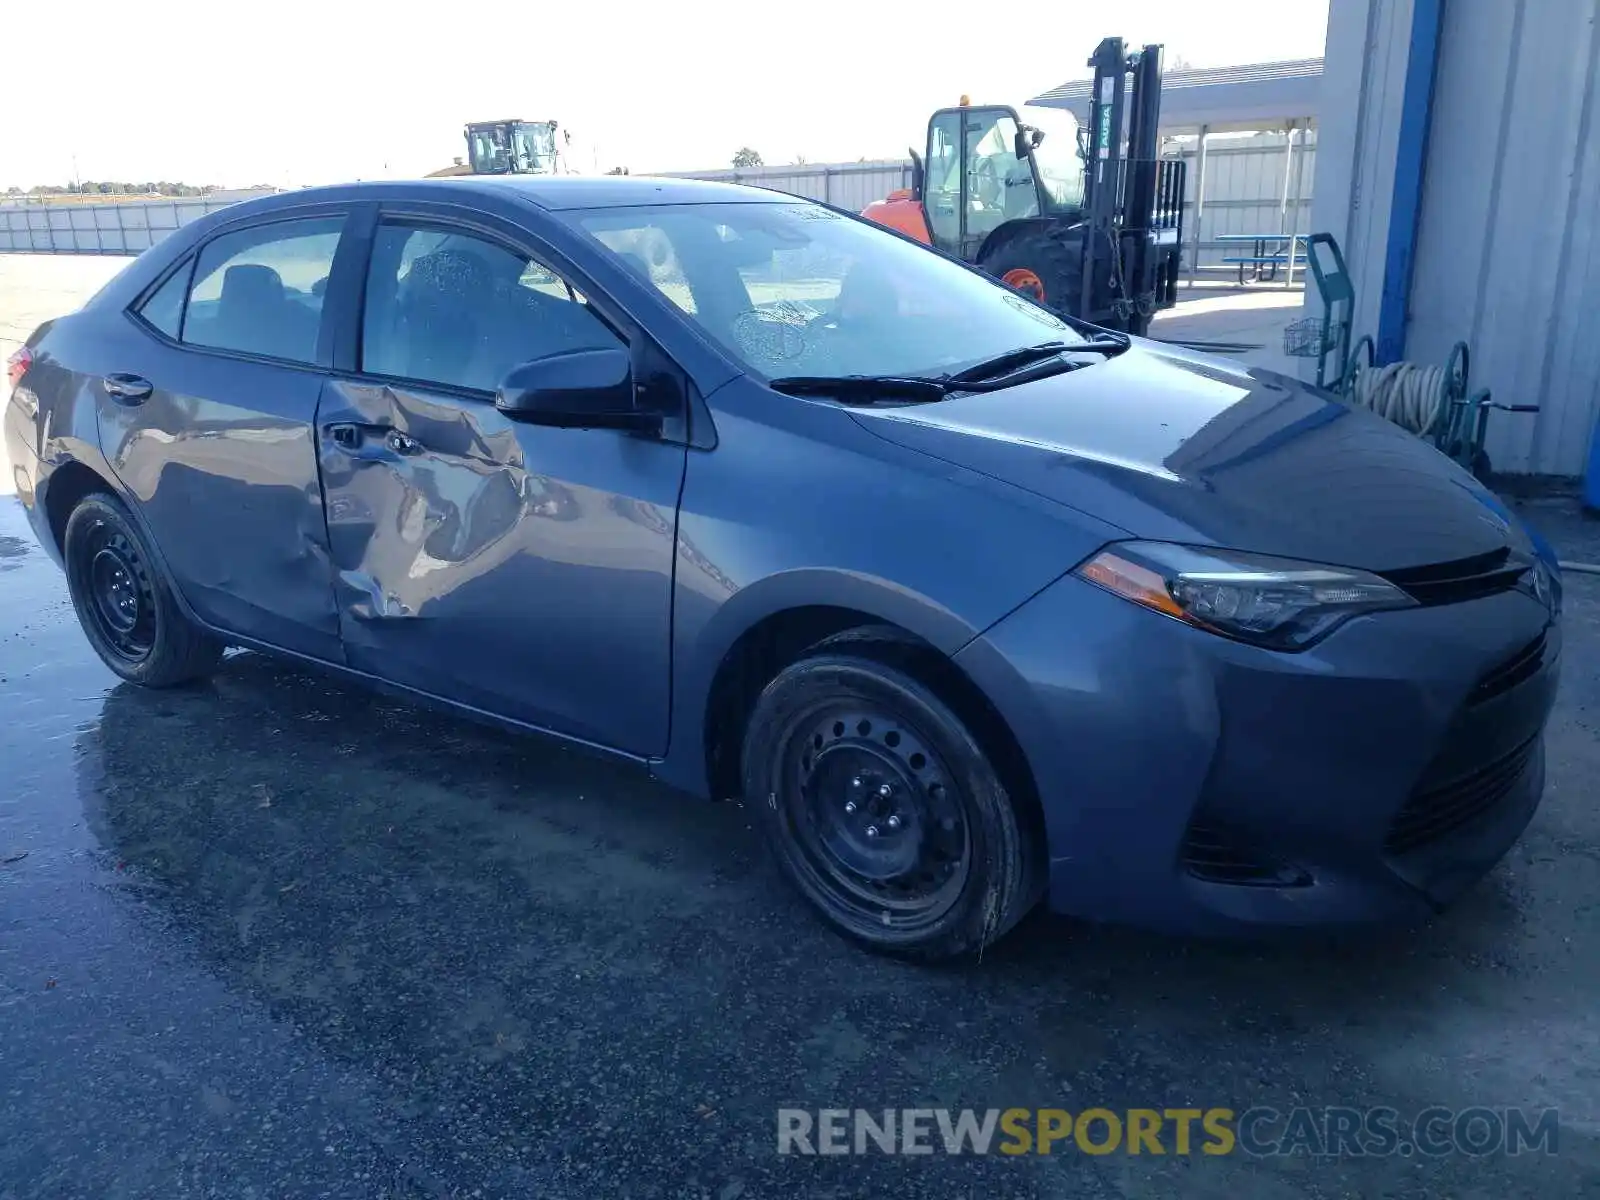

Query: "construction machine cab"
(464, 120), (560, 175)
(919, 102), (1086, 260)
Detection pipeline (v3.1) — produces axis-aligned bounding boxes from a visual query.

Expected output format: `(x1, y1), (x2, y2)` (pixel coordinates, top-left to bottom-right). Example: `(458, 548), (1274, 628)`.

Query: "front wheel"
(63, 492), (225, 687)
(978, 228), (1085, 313)
(742, 651), (1039, 960)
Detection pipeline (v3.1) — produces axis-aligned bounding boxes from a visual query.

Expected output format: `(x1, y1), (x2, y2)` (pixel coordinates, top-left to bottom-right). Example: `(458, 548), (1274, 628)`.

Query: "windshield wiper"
(767, 375), (950, 402)
(949, 337), (1129, 384)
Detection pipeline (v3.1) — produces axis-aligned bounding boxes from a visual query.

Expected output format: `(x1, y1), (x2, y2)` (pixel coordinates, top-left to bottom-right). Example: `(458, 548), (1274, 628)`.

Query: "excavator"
(428, 119), (575, 178)
(862, 37), (1185, 335)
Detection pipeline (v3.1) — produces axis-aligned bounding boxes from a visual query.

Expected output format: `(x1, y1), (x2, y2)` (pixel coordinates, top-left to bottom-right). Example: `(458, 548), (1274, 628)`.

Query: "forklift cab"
(921, 103), (1087, 259)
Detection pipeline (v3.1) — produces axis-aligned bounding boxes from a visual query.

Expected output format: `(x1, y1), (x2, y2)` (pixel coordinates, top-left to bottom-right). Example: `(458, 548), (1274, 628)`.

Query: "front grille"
(1181, 821), (1310, 887)
(1380, 548), (1528, 607)
(1471, 633), (1548, 707)
(1385, 735), (1539, 855)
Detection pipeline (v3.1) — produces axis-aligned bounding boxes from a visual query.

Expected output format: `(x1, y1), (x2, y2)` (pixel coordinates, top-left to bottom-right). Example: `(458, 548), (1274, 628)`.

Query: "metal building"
(1314, 0), (1600, 477)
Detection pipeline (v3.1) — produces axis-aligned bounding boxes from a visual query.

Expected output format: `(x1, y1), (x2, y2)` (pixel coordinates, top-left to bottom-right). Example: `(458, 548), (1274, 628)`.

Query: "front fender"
(650, 380), (1128, 798)
(655, 564), (987, 798)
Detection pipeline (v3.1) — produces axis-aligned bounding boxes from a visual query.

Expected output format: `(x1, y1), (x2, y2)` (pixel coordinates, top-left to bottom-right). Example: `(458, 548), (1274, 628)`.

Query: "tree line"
(4, 181), (272, 197)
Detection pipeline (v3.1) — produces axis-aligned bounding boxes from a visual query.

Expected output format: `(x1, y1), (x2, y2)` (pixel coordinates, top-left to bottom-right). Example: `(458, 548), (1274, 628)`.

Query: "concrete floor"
(4, 256), (1600, 1198)
(1151, 281), (1311, 376)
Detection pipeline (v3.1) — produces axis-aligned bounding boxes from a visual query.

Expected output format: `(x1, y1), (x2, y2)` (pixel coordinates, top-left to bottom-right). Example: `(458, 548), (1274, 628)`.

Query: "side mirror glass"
(494, 347), (661, 434)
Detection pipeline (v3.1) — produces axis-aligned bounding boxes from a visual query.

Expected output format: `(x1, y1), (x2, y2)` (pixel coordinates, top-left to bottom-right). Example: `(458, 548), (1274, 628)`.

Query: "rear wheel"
(979, 228), (1085, 313)
(742, 649), (1039, 960)
(63, 492), (225, 687)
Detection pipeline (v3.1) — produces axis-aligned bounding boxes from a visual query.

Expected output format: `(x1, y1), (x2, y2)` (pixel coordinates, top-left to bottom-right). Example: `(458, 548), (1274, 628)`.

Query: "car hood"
(848, 342), (1524, 572)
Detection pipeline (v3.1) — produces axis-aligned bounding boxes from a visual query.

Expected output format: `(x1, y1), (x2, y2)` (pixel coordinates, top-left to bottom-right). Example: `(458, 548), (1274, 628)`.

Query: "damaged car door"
(101, 211), (349, 661)
(315, 214), (687, 755)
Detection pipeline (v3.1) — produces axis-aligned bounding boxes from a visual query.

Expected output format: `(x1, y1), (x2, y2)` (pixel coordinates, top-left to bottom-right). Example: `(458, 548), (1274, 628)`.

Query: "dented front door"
(314, 378), (686, 756)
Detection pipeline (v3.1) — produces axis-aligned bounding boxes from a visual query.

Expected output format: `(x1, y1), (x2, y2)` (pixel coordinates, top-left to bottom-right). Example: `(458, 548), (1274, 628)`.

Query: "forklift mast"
(1079, 38), (1184, 331)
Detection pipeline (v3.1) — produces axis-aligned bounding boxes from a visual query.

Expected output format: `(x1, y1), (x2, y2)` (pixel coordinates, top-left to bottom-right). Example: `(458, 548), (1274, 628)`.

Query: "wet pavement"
(2, 489), (1599, 1199)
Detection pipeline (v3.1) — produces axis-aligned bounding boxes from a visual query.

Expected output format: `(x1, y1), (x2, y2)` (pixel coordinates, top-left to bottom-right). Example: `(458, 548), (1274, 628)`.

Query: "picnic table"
(1216, 232), (1306, 285)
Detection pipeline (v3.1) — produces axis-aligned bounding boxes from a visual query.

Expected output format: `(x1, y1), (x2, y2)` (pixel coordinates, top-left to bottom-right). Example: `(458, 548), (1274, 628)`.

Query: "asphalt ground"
(2, 255), (1598, 1198)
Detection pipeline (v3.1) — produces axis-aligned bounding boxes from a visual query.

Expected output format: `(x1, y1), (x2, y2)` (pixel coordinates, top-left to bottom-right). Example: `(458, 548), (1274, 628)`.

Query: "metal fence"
(0, 194), (271, 255)
(673, 139), (1317, 276)
(0, 139), (1312, 268)
(666, 160), (917, 212)
(1171, 129), (1318, 272)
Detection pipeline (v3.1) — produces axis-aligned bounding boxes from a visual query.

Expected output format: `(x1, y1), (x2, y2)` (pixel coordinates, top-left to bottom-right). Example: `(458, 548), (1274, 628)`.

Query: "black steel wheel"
(78, 522), (157, 663)
(63, 492), (225, 687)
(743, 646), (1040, 960)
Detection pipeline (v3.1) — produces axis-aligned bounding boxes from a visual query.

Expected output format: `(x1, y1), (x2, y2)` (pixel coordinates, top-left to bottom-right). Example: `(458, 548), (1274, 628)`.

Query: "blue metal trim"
(1376, 0), (1445, 365)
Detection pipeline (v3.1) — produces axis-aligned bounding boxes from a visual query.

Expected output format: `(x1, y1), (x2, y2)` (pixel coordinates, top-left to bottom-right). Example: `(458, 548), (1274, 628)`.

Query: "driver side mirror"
(494, 347), (661, 435)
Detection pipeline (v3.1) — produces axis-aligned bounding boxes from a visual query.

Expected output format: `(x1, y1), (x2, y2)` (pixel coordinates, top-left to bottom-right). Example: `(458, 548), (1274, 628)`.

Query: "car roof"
(261, 175), (793, 212)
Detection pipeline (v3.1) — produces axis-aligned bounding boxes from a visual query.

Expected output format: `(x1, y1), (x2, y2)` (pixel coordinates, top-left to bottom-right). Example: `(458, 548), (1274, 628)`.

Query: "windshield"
(510, 124), (557, 173)
(1020, 105), (1085, 211)
(564, 201), (1083, 381)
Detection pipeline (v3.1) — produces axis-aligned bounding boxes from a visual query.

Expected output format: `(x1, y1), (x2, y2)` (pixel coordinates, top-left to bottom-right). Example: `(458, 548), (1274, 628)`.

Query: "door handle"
(327, 422), (366, 450)
(326, 422), (424, 457)
(103, 373), (152, 404)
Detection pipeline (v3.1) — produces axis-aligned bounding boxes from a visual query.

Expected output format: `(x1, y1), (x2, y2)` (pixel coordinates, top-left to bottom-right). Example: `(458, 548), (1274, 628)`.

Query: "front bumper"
(954, 571), (1560, 935)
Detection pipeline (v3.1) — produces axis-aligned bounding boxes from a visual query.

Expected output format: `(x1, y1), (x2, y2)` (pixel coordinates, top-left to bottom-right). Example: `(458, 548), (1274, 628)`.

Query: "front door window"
(923, 112), (962, 252)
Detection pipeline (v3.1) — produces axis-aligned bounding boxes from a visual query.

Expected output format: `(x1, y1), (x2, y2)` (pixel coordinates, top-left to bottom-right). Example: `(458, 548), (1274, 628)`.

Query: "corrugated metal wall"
(1307, 0), (1416, 356)
(1407, 0), (1600, 476)
(1315, 0), (1600, 476)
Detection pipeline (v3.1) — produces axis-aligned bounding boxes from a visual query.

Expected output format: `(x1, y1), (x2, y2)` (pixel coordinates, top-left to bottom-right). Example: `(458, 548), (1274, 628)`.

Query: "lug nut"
(878, 783), (893, 798)
(866, 825), (880, 838)
(851, 775), (864, 788)
(887, 815), (901, 830)
(844, 801), (857, 814)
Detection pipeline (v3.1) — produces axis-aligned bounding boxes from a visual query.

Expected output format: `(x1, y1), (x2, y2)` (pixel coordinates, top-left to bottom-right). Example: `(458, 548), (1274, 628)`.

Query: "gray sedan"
(4, 176), (1562, 959)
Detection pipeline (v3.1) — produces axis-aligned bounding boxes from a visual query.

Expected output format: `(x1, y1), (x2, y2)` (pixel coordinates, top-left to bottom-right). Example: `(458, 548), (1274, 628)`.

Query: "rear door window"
(181, 217), (344, 365)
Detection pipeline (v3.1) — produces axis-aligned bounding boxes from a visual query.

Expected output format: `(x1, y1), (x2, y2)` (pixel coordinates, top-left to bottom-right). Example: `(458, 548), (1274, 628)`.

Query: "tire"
(978, 227), (1086, 314)
(63, 492), (225, 687)
(742, 649), (1039, 961)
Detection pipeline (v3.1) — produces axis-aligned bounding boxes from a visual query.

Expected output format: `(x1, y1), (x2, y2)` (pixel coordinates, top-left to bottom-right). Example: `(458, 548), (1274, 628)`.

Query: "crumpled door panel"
(315, 379), (686, 756)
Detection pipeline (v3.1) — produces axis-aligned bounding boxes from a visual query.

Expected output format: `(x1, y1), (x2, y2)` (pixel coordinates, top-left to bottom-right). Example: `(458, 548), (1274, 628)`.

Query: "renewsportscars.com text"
(776, 1106), (1560, 1157)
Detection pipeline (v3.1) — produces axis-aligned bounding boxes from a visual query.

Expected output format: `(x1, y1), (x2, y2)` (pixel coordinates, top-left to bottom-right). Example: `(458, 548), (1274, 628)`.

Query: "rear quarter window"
(134, 260), (193, 339)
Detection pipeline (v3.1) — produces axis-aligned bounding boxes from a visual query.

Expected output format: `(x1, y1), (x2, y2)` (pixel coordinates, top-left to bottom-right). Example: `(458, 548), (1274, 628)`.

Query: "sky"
(1, 0), (1330, 190)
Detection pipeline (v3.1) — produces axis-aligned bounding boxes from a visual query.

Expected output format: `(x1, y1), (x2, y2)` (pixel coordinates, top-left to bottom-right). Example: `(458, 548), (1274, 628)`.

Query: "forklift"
(861, 38), (1185, 335)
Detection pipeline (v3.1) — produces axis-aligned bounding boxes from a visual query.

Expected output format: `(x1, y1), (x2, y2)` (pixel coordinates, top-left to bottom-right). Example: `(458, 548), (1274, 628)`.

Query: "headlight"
(1522, 555), (1562, 618)
(1074, 541), (1417, 651)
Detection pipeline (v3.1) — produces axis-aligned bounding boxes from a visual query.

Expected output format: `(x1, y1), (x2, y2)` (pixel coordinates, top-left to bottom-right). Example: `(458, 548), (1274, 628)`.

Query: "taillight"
(5, 346), (32, 389)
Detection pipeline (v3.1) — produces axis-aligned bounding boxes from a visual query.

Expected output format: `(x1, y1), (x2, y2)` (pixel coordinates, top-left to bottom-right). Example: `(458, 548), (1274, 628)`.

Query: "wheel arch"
(38, 450), (210, 632)
(662, 573), (1047, 860)
(43, 458), (117, 559)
